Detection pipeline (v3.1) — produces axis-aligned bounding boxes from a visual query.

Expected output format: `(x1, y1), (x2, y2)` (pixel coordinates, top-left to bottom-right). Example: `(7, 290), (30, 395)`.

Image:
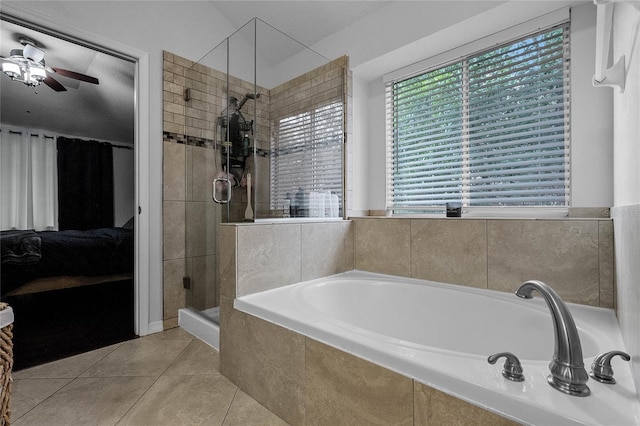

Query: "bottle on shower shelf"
(242, 133), (250, 157)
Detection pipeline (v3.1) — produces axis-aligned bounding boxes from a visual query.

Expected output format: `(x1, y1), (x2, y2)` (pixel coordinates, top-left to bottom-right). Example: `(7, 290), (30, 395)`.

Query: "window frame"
(385, 22), (572, 218)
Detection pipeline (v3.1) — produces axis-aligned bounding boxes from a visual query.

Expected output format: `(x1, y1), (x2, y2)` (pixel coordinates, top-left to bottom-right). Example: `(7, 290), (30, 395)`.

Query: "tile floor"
(10, 327), (289, 425)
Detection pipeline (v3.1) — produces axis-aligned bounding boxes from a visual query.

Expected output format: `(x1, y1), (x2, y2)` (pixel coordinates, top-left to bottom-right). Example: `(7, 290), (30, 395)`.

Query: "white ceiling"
(212, 1), (391, 47)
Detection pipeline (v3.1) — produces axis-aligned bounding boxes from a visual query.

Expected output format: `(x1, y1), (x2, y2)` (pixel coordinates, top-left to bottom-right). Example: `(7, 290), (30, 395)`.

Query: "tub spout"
(515, 280), (590, 397)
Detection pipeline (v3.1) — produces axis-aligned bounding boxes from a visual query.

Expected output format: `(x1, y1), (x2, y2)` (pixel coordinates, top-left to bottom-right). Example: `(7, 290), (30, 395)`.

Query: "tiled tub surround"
(234, 271), (639, 426)
(219, 216), (620, 424)
(353, 217), (615, 308)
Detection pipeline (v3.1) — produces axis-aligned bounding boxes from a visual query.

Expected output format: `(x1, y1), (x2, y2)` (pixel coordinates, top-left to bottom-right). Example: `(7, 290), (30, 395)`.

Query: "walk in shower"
(177, 18), (348, 347)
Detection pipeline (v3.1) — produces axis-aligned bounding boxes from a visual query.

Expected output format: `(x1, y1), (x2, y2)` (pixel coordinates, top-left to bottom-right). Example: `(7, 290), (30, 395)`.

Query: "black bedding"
(1, 229), (42, 265)
(1, 227), (133, 295)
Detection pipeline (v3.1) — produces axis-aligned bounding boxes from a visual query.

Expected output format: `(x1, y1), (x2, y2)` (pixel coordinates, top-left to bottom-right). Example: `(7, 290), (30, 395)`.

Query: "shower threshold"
(178, 307), (220, 349)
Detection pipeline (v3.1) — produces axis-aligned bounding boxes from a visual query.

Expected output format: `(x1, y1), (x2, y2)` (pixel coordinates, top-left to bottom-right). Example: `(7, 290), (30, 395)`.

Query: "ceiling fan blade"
(51, 67), (99, 85)
(44, 75), (67, 92)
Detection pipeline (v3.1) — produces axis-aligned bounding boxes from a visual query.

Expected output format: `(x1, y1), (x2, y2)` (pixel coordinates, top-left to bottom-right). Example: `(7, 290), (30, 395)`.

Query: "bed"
(1, 227), (133, 298)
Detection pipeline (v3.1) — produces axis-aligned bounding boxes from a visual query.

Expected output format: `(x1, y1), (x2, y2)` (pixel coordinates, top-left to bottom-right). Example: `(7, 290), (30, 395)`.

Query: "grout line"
(113, 332), (196, 424)
(11, 337), (131, 422)
(221, 387), (240, 426)
(485, 219), (489, 290)
(10, 377), (74, 423)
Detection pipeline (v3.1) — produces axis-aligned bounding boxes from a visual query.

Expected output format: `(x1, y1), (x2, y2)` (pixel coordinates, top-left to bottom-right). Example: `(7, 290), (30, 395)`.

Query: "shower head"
(238, 92), (261, 110)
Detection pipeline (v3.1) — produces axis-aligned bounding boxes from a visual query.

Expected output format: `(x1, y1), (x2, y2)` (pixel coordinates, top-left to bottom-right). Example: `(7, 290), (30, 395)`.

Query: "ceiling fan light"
(23, 44), (45, 63)
(2, 62), (21, 79)
(30, 66), (47, 83)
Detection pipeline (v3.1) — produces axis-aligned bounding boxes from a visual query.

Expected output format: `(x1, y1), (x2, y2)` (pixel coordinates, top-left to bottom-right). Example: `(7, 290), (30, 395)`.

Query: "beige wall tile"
(487, 220), (600, 305)
(413, 381), (518, 426)
(219, 297), (244, 387)
(345, 220), (355, 270)
(185, 201), (218, 257)
(598, 220), (615, 308)
(242, 314), (305, 426)
(163, 141), (185, 201)
(301, 221), (353, 281)
(219, 225), (237, 298)
(354, 218), (411, 277)
(236, 224), (301, 296)
(568, 207), (610, 218)
(163, 200), (185, 260)
(305, 338), (413, 426)
(185, 145), (193, 201)
(163, 318), (178, 329)
(255, 156), (270, 211)
(190, 254), (218, 310)
(163, 258), (185, 320)
(411, 219), (487, 288)
(191, 145), (218, 202)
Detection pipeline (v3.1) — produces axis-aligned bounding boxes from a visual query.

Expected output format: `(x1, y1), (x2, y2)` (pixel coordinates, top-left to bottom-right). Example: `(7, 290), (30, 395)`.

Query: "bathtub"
(234, 270), (640, 426)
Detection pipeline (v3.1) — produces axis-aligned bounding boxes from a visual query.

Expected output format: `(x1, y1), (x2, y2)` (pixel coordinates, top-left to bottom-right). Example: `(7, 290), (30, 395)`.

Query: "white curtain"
(0, 128), (58, 231)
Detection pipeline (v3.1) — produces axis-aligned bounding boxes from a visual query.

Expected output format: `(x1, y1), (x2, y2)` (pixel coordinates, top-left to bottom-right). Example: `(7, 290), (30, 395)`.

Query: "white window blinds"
(386, 23), (571, 211)
(270, 102), (343, 217)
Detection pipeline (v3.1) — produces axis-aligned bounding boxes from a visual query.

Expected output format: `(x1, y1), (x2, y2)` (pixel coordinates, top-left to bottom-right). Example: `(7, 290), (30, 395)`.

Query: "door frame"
(1, 4), (151, 335)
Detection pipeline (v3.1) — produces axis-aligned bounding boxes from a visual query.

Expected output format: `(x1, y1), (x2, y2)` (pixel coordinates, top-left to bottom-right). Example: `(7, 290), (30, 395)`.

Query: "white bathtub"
(235, 270), (640, 426)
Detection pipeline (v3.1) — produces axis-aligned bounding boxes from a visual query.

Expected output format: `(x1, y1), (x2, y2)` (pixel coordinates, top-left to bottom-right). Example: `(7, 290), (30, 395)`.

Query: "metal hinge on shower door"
(183, 276), (191, 289)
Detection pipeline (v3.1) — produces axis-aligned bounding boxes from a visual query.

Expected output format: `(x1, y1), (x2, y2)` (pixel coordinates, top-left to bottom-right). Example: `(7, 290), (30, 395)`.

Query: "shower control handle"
(488, 352), (525, 382)
(213, 178), (232, 204)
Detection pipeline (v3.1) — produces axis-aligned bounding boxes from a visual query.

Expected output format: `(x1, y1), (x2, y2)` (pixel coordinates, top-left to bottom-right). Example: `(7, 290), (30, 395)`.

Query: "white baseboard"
(146, 320), (164, 335)
(179, 308), (220, 350)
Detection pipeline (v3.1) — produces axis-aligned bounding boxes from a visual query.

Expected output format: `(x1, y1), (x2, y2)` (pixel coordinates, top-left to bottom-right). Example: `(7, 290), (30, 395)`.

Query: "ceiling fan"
(0, 37), (99, 92)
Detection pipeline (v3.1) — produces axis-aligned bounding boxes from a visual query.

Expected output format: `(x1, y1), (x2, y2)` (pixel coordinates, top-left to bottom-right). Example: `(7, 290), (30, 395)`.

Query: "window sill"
(358, 207), (611, 220)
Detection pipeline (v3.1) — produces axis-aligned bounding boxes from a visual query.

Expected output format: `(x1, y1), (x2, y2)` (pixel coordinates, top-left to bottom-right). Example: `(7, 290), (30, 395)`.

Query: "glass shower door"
(180, 16), (347, 324)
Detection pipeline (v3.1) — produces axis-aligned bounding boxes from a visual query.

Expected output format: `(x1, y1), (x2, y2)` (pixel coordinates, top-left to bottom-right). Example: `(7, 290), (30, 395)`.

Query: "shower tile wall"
(163, 50), (271, 326)
(162, 51), (351, 326)
(268, 56), (351, 217)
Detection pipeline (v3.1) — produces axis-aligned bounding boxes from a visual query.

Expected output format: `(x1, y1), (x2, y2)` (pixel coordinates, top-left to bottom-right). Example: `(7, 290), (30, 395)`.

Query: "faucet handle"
(590, 350), (631, 384)
(488, 352), (525, 382)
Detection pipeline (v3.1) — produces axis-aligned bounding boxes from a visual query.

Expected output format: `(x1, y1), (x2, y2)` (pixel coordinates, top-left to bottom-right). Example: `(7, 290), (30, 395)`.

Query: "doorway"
(0, 12), (145, 369)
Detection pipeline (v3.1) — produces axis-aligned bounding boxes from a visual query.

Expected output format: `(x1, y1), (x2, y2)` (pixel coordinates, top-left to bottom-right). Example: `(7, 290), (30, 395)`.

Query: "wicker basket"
(0, 303), (13, 426)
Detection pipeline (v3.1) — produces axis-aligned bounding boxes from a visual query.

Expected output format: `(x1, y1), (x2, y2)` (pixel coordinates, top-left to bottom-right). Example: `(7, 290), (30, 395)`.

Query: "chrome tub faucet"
(516, 280), (590, 397)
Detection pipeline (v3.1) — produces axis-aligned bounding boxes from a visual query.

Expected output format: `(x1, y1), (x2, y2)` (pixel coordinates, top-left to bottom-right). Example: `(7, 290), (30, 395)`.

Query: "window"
(386, 23), (570, 213)
(270, 101), (343, 217)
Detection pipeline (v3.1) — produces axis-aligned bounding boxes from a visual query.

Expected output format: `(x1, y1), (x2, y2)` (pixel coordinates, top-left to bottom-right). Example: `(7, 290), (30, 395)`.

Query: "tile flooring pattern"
(11, 328), (289, 425)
